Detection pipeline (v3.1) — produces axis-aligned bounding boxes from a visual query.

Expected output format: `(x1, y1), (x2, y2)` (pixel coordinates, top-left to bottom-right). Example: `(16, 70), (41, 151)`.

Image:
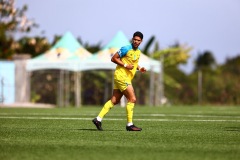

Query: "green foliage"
(164, 73), (181, 89)
(153, 45), (191, 67)
(30, 70), (60, 104)
(133, 72), (150, 104)
(15, 36), (51, 57)
(0, 0), (38, 59)
(30, 91), (41, 103)
(164, 66), (197, 104)
(160, 50), (239, 105)
(186, 54), (240, 105)
(150, 44), (192, 100)
(142, 35), (155, 55)
(82, 70), (111, 104)
(222, 55), (240, 75)
(207, 55), (240, 104)
(0, 26), (14, 59)
(194, 50), (216, 71)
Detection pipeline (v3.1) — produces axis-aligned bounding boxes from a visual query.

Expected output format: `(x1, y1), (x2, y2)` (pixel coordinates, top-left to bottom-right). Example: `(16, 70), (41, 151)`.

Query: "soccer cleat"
(92, 118), (103, 131)
(126, 124), (142, 131)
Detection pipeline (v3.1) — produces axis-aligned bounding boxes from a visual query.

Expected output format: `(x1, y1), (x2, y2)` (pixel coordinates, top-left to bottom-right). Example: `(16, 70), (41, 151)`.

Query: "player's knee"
(129, 97), (136, 103)
(111, 99), (120, 105)
(113, 101), (120, 105)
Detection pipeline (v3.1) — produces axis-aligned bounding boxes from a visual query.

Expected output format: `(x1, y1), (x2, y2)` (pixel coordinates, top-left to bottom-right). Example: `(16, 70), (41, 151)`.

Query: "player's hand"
(125, 64), (134, 70)
(139, 67), (147, 73)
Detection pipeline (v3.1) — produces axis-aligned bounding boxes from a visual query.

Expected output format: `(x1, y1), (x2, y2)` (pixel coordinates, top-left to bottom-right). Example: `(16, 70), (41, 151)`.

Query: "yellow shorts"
(113, 76), (132, 92)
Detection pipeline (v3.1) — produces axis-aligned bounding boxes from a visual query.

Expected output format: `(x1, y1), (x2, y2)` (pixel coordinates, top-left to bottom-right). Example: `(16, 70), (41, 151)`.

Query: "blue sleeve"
(117, 45), (131, 58)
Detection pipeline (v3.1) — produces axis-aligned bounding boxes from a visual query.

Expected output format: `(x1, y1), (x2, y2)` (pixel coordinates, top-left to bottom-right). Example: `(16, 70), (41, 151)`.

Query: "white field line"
(0, 113), (240, 119)
(0, 116), (240, 122)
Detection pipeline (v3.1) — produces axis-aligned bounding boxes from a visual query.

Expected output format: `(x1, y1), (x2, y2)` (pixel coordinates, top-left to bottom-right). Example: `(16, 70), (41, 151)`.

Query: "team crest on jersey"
(118, 50), (122, 55)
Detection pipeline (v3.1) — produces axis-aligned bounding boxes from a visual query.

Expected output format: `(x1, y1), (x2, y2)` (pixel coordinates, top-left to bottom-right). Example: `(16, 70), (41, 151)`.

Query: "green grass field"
(0, 106), (240, 160)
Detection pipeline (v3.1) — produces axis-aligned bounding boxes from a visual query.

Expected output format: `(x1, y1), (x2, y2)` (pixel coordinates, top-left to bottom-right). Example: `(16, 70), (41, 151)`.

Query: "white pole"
(149, 66), (154, 106)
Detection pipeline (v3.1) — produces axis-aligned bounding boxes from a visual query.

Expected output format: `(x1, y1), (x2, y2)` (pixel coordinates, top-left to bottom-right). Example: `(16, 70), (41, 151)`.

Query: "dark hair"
(133, 31), (143, 40)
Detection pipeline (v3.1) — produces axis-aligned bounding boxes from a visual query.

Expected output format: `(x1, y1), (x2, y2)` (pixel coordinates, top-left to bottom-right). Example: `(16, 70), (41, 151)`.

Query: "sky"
(15, 0), (240, 73)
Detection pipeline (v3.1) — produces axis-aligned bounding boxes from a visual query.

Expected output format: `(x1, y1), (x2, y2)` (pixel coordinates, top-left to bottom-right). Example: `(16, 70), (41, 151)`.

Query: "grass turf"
(0, 106), (240, 160)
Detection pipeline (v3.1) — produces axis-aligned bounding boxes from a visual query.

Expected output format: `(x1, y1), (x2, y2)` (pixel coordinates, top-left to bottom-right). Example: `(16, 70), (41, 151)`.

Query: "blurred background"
(0, 0), (239, 107)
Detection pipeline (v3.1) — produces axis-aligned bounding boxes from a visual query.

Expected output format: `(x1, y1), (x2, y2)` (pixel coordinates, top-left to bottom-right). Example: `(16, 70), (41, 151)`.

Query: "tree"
(142, 35), (157, 55)
(218, 55), (240, 104)
(15, 36), (51, 57)
(152, 43), (191, 88)
(222, 55), (240, 75)
(194, 50), (216, 71)
(193, 51), (216, 104)
(0, 0), (37, 59)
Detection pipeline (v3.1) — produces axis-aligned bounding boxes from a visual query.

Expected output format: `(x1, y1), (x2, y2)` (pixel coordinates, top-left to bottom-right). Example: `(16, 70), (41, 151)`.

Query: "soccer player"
(92, 31), (146, 131)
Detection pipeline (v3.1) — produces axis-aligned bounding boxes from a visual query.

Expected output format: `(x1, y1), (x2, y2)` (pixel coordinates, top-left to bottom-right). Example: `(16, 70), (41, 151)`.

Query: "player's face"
(132, 36), (142, 49)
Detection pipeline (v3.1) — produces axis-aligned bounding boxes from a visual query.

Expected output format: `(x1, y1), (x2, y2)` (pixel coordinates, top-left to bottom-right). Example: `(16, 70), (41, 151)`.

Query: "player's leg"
(122, 85), (142, 131)
(122, 84), (136, 124)
(98, 89), (123, 119)
(92, 89), (123, 130)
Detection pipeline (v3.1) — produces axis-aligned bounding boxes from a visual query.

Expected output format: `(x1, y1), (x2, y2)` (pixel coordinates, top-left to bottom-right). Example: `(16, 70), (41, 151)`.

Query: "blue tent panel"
(0, 61), (15, 104)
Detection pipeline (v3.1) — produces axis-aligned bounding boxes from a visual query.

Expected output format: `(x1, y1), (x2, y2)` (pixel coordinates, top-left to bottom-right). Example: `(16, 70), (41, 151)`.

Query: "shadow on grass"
(225, 127), (240, 132)
(76, 128), (123, 131)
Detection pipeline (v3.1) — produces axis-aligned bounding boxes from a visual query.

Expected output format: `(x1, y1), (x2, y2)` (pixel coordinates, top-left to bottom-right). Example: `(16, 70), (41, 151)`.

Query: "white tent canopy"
(26, 31), (92, 71)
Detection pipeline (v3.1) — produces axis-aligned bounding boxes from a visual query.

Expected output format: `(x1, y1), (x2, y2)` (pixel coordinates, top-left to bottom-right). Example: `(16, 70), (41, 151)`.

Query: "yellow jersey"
(114, 44), (141, 81)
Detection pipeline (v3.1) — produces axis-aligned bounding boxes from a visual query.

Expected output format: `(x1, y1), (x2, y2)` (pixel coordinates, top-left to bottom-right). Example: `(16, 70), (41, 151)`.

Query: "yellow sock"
(98, 100), (114, 118)
(126, 102), (135, 123)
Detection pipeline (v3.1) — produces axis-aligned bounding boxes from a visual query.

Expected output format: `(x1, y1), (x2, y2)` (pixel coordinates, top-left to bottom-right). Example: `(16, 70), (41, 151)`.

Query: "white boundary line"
(0, 113), (239, 118)
(0, 116), (240, 122)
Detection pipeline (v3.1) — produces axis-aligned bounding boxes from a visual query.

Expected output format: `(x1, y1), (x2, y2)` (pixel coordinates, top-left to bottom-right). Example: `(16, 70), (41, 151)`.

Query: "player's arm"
(111, 52), (134, 70)
(137, 65), (147, 73)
